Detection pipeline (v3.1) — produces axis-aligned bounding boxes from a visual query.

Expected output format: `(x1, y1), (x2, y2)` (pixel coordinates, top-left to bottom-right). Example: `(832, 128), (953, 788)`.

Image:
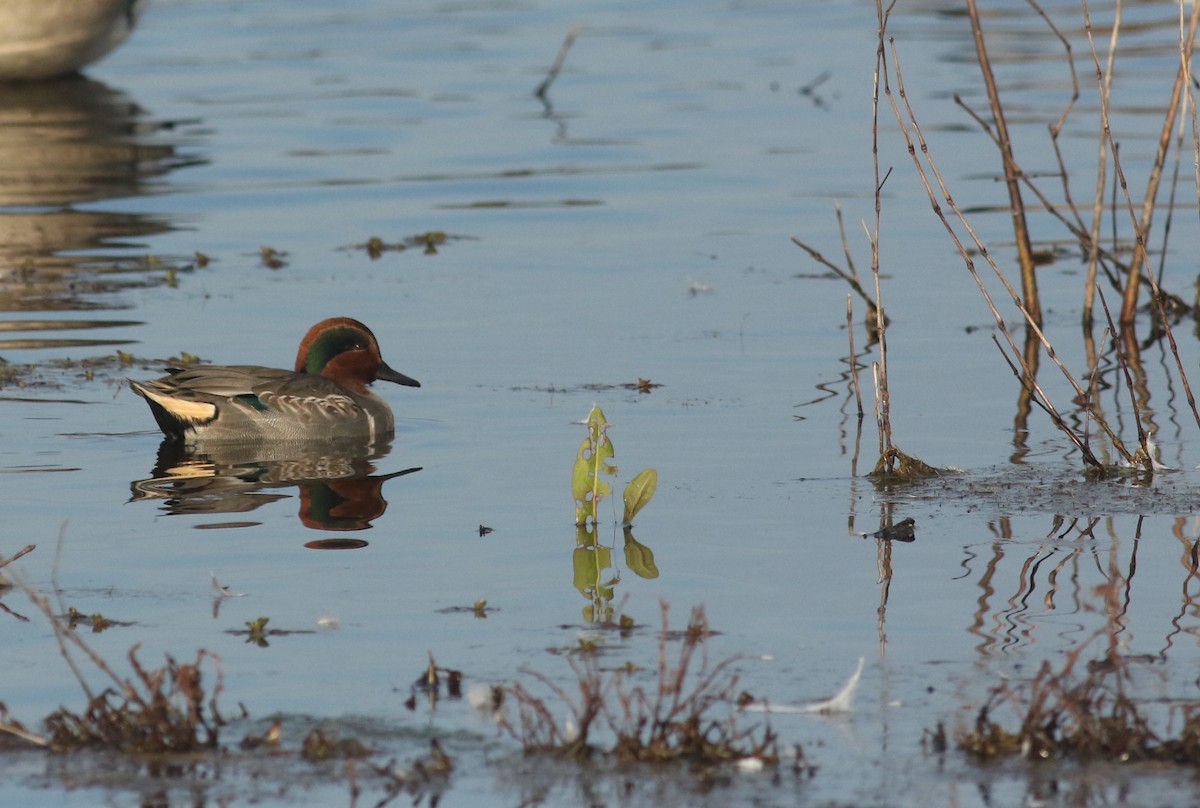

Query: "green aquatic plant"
(572, 405), (617, 527)
(622, 468), (658, 526)
(570, 406), (660, 622)
(226, 616), (315, 647)
(571, 405), (657, 527)
(622, 527), (658, 580)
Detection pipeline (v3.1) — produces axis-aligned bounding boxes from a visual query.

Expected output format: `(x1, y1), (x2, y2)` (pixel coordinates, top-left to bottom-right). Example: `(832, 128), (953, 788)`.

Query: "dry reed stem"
(834, 201), (858, 279)
(870, 0), (897, 465)
(789, 200), (882, 326)
(965, 0), (1040, 324)
(1077, 0), (1200, 325)
(9, 572), (225, 752)
(1084, 0), (1120, 327)
(1028, 0), (1078, 138)
(951, 72), (1154, 322)
(950, 3), (1167, 332)
(1096, 287), (1151, 462)
(1186, 0), (1200, 217)
(0, 544), (34, 571)
(1079, 0), (1200, 431)
(534, 25), (583, 100)
(879, 13), (1134, 468)
(789, 235), (880, 323)
(952, 0), (1197, 441)
(988, 335), (1099, 466)
(1114, 2), (1200, 325)
(847, 295), (864, 416)
(500, 603), (777, 765)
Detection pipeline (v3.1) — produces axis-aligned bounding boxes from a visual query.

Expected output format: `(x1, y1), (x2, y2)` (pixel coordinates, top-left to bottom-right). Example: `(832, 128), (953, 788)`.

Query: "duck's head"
(295, 317), (420, 394)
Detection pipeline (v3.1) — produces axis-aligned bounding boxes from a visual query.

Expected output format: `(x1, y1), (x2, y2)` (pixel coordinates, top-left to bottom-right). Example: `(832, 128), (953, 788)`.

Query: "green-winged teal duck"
(130, 317), (420, 444)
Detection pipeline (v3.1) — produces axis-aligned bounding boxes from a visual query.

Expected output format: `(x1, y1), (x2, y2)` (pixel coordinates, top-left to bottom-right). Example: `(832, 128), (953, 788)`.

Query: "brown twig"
(1079, 0), (1200, 430)
(834, 201), (858, 279)
(990, 336), (1101, 466)
(882, 28), (1132, 467)
(790, 235), (880, 322)
(1097, 288), (1152, 468)
(0, 544), (34, 571)
(1119, 3), (1200, 325)
(871, 1), (898, 467)
(1077, 0), (1200, 325)
(1083, 0), (1121, 327)
(534, 25), (584, 100)
(847, 295), (864, 416)
(965, 0), (1040, 325)
(0, 715), (49, 748)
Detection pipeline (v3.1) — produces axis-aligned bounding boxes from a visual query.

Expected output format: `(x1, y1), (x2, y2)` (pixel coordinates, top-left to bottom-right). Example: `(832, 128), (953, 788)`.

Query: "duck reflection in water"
(131, 437), (421, 534)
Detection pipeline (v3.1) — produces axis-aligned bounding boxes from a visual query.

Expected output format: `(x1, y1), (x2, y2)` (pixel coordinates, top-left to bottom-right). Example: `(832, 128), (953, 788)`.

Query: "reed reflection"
(960, 512), (1200, 662)
(131, 438), (420, 537)
(572, 524), (659, 624)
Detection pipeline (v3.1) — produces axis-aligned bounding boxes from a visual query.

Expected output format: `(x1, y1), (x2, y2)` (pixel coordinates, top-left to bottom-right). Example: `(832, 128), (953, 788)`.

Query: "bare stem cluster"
(499, 603), (779, 766)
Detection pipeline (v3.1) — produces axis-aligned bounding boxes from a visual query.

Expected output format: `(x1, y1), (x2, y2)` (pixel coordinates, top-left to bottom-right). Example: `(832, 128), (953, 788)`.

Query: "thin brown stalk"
(1080, 0), (1200, 430)
(0, 544), (34, 571)
(1083, 0), (1200, 325)
(790, 236), (879, 321)
(1187, 0), (1200, 217)
(871, 0), (898, 463)
(990, 335), (1101, 466)
(883, 32), (1132, 466)
(847, 295), (864, 416)
(1084, 0), (1121, 327)
(1098, 286), (1151, 466)
(534, 25), (584, 100)
(952, 92), (1129, 298)
(1027, 0), (1078, 137)
(965, 0), (1040, 324)
(0, 719), (49, 748)
(834, 201), (858, 279)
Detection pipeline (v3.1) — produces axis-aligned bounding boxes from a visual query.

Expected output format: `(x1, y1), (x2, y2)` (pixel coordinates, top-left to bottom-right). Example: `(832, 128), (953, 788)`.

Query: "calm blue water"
(3, 0), (1200, 805)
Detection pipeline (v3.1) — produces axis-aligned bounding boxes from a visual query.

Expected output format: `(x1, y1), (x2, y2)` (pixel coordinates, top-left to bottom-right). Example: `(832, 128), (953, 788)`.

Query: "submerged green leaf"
(573, 544), (614, 598)
(622, 468), (658, 524)
(623, 528), (659, 579)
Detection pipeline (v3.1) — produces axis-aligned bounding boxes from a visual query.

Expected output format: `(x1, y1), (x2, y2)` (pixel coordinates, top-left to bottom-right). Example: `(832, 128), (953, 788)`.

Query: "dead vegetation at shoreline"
(789, 0), (1200, 776)
(956, 641), (1200, 765)
(499, 603), (783, 770)
(0, 568), (454, 806)
(797, 0), (1200, 481)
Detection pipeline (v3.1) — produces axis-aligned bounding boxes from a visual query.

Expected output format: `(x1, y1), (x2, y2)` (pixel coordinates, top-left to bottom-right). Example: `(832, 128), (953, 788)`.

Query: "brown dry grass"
(499, 603), (779, 768)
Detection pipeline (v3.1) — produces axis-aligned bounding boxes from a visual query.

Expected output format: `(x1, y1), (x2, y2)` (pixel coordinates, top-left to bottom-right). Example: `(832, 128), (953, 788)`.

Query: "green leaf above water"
(621, 468), (658, 525)
(572, 405), (616, 525)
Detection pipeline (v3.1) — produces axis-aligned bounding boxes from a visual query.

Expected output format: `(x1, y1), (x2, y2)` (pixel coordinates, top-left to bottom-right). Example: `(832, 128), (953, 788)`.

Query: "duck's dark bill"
(376, 362), (421, 387)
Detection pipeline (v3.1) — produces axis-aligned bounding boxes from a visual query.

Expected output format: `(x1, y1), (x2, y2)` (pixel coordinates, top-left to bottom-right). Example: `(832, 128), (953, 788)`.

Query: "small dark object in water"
(870, 518), (915, 542)
(478, 524), (493, 537)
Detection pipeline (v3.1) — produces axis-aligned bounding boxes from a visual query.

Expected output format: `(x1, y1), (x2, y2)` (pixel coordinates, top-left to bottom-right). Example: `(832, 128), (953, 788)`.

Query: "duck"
(0, 0), (148, 82)
(129, 317), (420, 444)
